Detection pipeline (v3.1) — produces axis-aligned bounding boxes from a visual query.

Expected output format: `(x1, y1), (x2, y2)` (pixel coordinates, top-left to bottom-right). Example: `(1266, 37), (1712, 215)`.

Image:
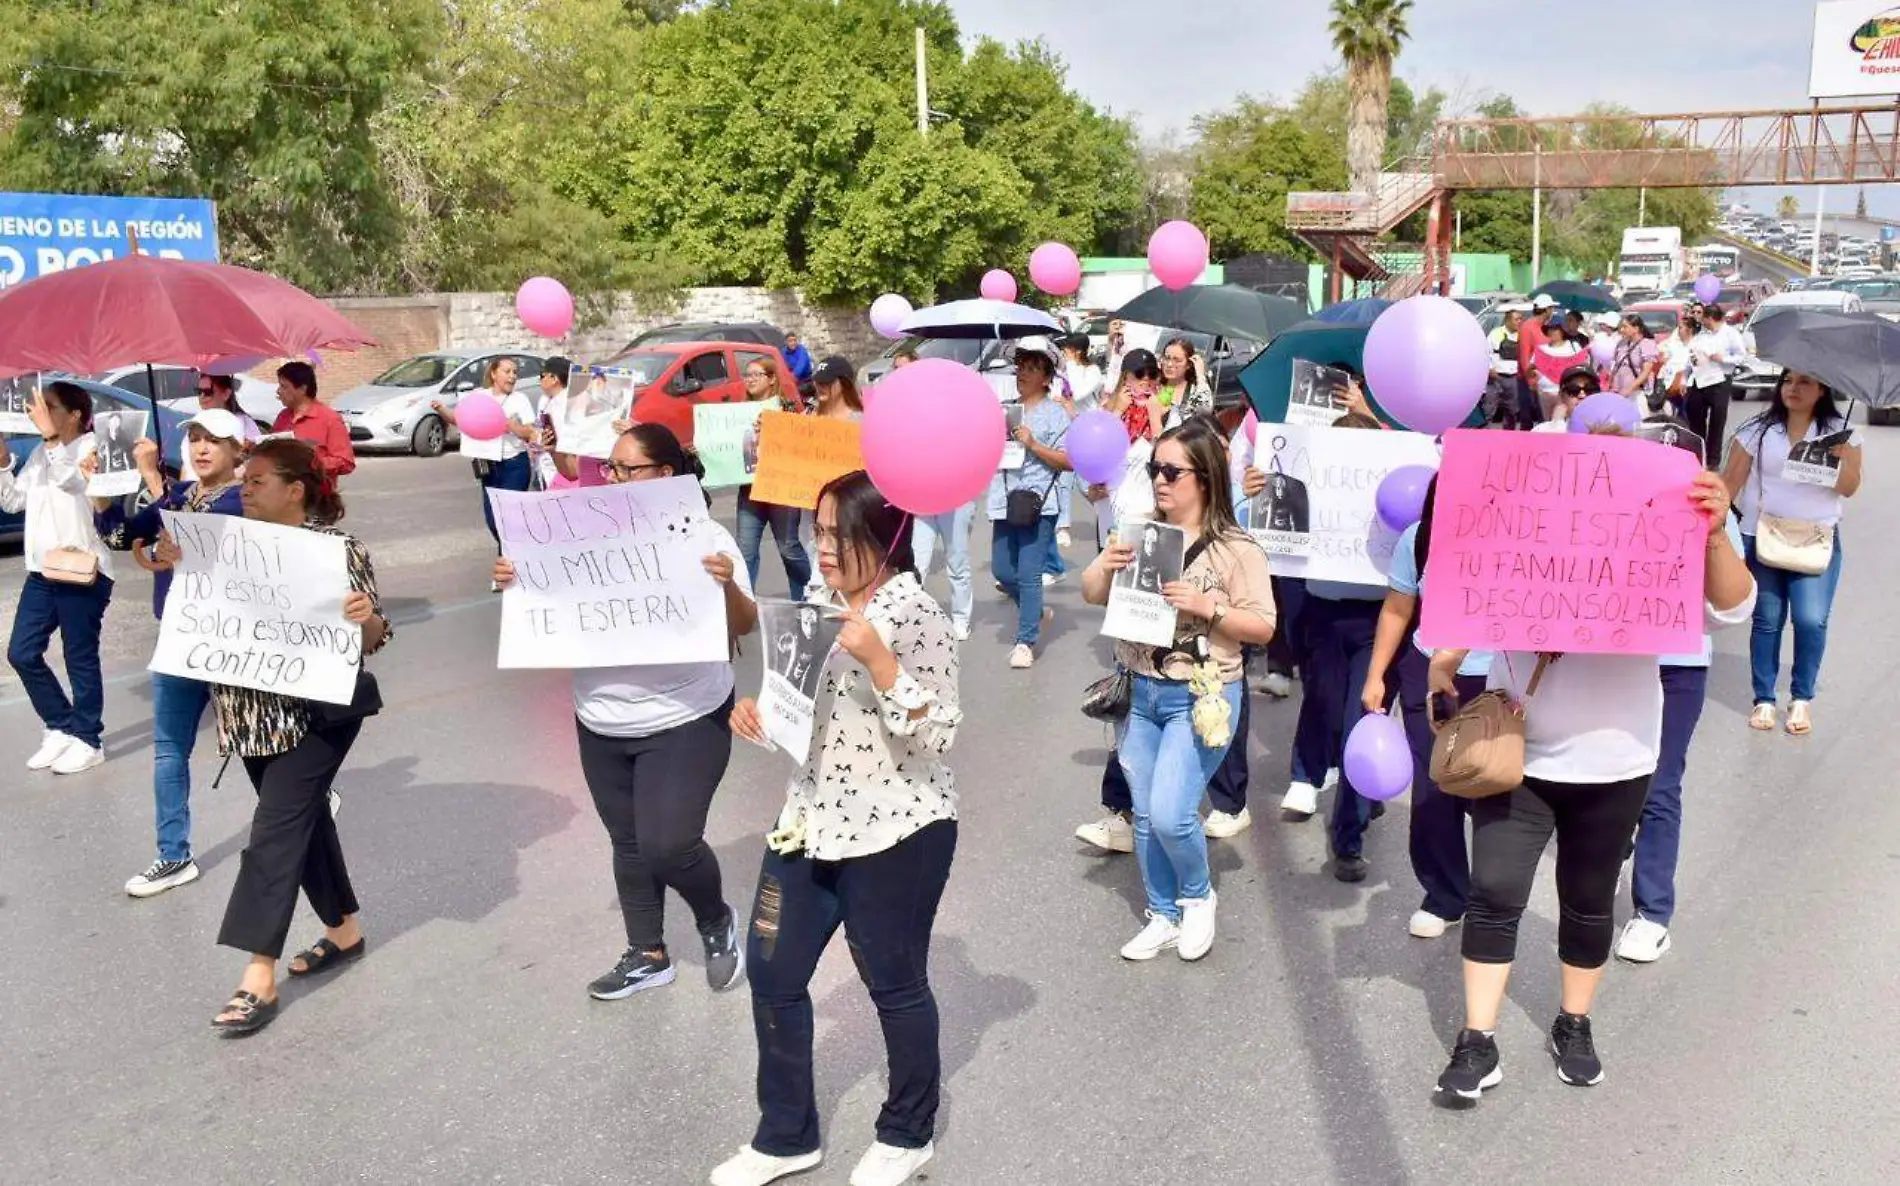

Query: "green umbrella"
(1530, 280), (1620, 315)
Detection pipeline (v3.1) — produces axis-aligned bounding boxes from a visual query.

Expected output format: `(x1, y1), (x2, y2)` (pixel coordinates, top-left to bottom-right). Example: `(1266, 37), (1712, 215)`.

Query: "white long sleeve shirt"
(0, 434), (114, 579)
(1689, 325), (1746, 389)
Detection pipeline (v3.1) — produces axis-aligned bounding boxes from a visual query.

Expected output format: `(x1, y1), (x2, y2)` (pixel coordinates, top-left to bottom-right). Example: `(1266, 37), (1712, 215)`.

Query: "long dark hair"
(1744, 370), (1847, 449)
(1413, 475), (1439, 579)
(623, 422), (710, 505)
(1620, 313), (1654, 340)
(1154, 416), (1241, 540)
(43, 380), (94, 432)
(251, 438), (345, 524)
(1164, 336), (1202, 390)
(819, 470), (915, 577)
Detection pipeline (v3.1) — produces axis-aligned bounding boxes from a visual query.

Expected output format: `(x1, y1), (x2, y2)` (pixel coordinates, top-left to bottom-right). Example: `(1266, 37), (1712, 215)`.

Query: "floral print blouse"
(213, 524), (391, 758)
(774, 572), (960, 860)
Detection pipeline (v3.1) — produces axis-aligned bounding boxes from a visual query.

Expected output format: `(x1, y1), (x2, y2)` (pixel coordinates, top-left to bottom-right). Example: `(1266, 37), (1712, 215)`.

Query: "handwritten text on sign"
(149, 512), (360, 705)
(749, 412), (863, 510)
(695, 401), (770, 490)
(489, 478), (729, 668)
(1419, 430), (1707, 656)
(1253, 423), (1439, 585)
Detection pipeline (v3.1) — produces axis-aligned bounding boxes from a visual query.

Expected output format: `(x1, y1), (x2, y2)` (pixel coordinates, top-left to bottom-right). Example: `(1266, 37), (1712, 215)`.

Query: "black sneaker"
(700, 911), (746, 992)
(1435, 1029), (1503, 1105)
(1549, 1012), (1604, 1086)
(1333, 852), (1370, 883)
(124, 858), (201, 899)
(587, 948), (675, 1001)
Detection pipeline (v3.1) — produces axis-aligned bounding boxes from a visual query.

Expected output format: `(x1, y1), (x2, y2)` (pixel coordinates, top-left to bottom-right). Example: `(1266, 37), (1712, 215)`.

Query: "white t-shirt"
(1734, 416), (1863, 533)
(1657, 335), (1693, 389)
(1064, 362), (1105, 412)
(460, 389), (537, 462)
(1531, 418), (1568, 434)
(1689, 325), (1744, 389)
(572, 521), (754, 738)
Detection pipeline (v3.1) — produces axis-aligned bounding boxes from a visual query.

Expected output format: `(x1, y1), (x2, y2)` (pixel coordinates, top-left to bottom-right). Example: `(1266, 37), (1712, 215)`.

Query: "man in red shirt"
(1514, 294), (1557, 429)
(270, 360), (356, 478)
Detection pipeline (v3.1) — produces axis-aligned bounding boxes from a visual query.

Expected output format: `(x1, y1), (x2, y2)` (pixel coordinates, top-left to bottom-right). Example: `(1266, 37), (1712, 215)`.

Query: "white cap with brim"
(1531, 294), (1558, 310)
(1012, 335), (1062, 371)
(181, 408), (247, 442)
(1497, 301), (1533, 314)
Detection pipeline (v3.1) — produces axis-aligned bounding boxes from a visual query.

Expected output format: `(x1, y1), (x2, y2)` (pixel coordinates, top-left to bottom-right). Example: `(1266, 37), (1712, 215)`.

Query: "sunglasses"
(1126, 369), (1161, 383)
(1560, 383), (1593, 397)
(196, 386), (216, 397)
(1146, 461), (1195, 484)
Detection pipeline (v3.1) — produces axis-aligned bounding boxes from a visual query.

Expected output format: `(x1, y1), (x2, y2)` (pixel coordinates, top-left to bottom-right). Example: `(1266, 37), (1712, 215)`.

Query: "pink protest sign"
(1419, 429), (1708, 656)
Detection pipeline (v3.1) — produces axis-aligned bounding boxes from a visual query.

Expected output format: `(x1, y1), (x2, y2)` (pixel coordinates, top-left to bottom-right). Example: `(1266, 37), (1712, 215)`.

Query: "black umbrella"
(1113, 285), (1306, 344)
(1752, 309), (1900, 407)
(1529, 280), (1619, 315)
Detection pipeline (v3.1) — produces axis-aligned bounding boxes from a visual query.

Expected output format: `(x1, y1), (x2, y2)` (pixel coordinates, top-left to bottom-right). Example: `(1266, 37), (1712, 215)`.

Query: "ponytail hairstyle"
(250, 437), (345, 524)
(42, 380), (95, 433)
(1413, 474), (1438, 580)
(624, 422), (711, 505)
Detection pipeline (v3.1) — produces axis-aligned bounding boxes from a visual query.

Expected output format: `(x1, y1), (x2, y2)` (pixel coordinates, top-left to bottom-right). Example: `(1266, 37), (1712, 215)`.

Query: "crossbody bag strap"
(1523, 654), (1554, 698)
(1148, 534), (1219, 671)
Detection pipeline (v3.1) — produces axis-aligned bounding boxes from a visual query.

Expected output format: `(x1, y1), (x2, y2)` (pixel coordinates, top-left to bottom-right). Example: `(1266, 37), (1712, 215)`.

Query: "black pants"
(218, 722), (364, 959)
(1264, 575), (1300, 675)
(1684, 381), (1732, 468)
(1099, 683), (1249, 816)
(575, 702), (734, 953)
(747, 820), (957, 1157)
(1463, 774), (1653, 969)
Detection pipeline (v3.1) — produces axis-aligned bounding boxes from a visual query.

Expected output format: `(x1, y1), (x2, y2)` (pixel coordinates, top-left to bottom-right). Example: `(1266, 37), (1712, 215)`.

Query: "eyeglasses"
(744, 371), (768, 381)
(1146, 461), (1194, 484)
(598, 461), (667, 481)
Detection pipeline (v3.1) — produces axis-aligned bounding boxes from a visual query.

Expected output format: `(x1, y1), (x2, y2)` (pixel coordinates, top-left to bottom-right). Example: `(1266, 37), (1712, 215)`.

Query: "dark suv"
(607, 321), (789, 362)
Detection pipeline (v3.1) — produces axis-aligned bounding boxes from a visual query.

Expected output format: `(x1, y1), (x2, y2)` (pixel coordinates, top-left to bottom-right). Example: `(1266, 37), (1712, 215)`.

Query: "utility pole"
(1812, 185), (1825, 276)
(1531, 144), (1543, 287)
(915, 28), (929, 137)
(1455, 207), (1463, 252)
(1638, 186), (1647, 228)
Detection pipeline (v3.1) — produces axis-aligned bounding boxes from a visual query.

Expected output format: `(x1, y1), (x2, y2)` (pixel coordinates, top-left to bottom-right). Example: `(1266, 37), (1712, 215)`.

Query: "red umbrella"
(0, 254), (377, 377)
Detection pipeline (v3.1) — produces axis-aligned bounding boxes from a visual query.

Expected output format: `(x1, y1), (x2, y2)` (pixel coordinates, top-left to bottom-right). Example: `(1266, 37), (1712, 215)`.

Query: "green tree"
(1188, 98), (1346, 260)
(0, 0), (436, 293)
(1778, 194), (1801, 220)
(1328, 0), (1413, 193)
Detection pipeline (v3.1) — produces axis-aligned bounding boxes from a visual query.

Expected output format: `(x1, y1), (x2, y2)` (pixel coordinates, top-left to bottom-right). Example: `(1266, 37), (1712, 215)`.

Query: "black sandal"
(288, 936), (367, 977)
(210, 990), (278, 1035)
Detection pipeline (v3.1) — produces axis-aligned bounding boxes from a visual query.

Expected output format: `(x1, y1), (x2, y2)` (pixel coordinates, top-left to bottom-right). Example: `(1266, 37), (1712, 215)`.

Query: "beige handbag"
(41, 546), (100, 586)
(1428, 655), (1551, 800)
(1754, 512), (1833, 576)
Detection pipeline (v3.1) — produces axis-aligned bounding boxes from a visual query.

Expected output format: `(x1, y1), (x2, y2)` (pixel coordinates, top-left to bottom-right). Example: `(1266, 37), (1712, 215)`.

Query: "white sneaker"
(51, 742), (103, 775)
(1042, 571), (1062, 587)
(849, 1141), (934, 1186)
(1008, 644), (1034, 669)
(950, 621), (971, 642)
(1178, 891), (1218, 961)
(26, 730), (75, 770)
(1321, 767), (1341, 793)
(329, 788), (342, 818)
(1075, 812), (1134, 853)
(1203, 808), (1252, 839)
(125, 858), (201, 898)
(1256, 671), (1293, 699)
(1616, 917), (1672, 963)
(709, 1145), (822, 1186)
(1408, 910), (1460, 939)
(1280, 781), (1320, 817)
(1120, 911), (1181, 960)
(1056, 528), (1073, 550)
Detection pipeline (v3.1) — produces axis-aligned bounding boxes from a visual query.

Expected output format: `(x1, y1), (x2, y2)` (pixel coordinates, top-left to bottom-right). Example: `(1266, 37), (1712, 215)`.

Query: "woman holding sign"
(721, 471), (961, 1186)
(737, 356), (814, 596)
(1428, 440), (1753, 1102)
(1721, 371), (1863, 736)
(494, 424), (759, 1003)
(1082, 419), (1276, 963)
(190, 439), (391, 1036)
(0, 380), (114, 777)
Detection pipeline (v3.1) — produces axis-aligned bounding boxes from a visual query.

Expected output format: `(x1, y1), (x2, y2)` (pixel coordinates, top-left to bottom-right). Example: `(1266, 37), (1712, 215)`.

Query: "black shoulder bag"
(1005, 421), (1069, 528)
(1081, 535), (1217, 721)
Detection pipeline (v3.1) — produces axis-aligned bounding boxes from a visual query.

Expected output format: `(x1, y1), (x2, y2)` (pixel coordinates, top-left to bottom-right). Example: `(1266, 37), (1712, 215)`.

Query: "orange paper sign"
(749, 412), (864, 510)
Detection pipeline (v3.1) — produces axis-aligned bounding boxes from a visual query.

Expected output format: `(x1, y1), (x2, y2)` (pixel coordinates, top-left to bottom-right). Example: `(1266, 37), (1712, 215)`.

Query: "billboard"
(1811, 2), (1900, 99)
(0, 193), (219, 288)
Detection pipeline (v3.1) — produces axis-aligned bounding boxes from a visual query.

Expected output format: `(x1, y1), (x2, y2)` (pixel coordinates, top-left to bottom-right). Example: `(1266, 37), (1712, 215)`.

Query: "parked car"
(1, 378), (191, 546)
(613, 341), (783, 445)
(860, 336), (1011, 388)
(330, 349), (545, 457)
(1624, 300), (1691, 337)
(1454, 291), (1525, 317)
(121, 364), (281, 431)
(606, 321), (790, 363)
(1731, 290), (1867, 403)
(1824, 276), (1900, 321)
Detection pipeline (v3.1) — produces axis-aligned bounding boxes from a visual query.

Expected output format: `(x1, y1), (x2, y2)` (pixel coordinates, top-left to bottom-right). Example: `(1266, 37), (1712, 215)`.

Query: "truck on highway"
(1619, 227), (1685, 301)
(1690, 243), (1741, 281)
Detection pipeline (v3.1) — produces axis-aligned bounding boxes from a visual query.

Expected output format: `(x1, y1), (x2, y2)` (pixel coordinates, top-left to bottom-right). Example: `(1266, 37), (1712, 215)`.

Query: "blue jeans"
(913, 502), (974, 631)
(1100, 684), (1249, 816)
(8, 572), (113, 748)
(990, 515), (1056, 645)
(1632, 664), (1708, 927)
(1044, 475), (1072, 577)
(478, 453), (534, 551)
(1744, 531), (1843, 703)
(151, 671), (213, 862)
(736, 489), (811, 597)
(1117, 676), (1242, 920)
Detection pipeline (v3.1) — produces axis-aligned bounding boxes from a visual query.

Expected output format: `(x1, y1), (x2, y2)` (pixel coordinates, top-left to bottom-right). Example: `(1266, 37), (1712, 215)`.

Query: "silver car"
(331, 349), (546, 457)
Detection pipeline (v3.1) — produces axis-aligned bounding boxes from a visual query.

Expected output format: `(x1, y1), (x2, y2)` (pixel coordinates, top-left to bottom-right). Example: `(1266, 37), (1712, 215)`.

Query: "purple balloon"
(1375, 464), (1435, 530)
(1343, 712), (1413, 802)
(1362, 296), (1492, 435)
(1693, 273), (1722, 304)
(1568, 391), (1641, 435)
(869, 293), (913, 339)
(1067, 409), (1131, 485)
(1589, 338), (1616, 368)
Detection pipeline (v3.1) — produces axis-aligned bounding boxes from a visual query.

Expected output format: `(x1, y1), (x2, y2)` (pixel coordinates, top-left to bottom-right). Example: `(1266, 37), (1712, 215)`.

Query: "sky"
(944, 0), (1887, 216)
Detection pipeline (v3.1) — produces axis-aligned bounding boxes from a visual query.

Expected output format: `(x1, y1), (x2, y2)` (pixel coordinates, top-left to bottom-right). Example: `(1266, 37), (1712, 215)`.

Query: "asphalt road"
(4, 445), (1899, 1185)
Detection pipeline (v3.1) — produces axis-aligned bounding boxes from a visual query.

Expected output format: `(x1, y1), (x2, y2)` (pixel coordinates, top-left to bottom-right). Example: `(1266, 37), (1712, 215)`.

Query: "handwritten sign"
(1246, 423), (1438, 584)
(1419, 430), (1707, 656)
(695, 401), (770, 489)
(750, 412), (863, 510)
(489, 478), (729, 668)
(149, 512), (360, 705)
(755, 598), (842, 763)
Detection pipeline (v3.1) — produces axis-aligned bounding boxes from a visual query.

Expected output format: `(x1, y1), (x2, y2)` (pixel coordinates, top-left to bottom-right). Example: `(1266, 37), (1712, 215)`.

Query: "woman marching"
(1720, 370), (1863, 736)
(736, 355), (814, 596)
(988, 340), (1072, 670)
(180, 439), (392, 1035)
(1082, 418), (1275, 961)
(433, 356), (539, 587)
(93, 409), (248, 897)
(496, 424), (758, 1000)
(718, 471), (961, 1186)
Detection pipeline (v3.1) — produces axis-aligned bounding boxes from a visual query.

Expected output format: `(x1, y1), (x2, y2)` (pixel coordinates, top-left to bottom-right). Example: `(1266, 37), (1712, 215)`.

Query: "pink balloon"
(862, 359), (1006, 515)
(455, 391), (508, 442)
(979, 269), (1018, 303)
(515, 276), (575, 339)
(1029, 242), (1082, 297)
(1148, 221), (1209, 291)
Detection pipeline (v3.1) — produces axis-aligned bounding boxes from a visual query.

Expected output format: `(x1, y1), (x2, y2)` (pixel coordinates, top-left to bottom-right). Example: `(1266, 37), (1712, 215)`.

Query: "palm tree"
(1778, 194), (1800, 221)
(1329, 0), (1413, 195)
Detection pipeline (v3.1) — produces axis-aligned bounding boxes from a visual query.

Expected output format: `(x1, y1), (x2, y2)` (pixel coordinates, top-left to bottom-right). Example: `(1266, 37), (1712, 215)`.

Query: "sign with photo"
(1000, 403), (1026, 470)
(149, 512), (360, 705)
(0, 373), (38, 434)
(695, 401), (771, 489)
(560, 368), (635, 460)
(1101, 519), (1185, 648)
(1783, 429), (1853, 488)
(755, 598), (842, 763)
(1634, 419), (1705, 461)
(1249, 423), (1438, 584)
(86, 409), (148, 498)
(1286, 359), (1352, 429)
(488, 478), (730, 668)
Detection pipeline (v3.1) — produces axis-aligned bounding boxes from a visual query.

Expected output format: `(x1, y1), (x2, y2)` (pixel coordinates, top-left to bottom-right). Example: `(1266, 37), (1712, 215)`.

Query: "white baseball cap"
(1012, 335), (1062, 370)
(181, 408), (248, 442)
(1531, 294), (1558, 311)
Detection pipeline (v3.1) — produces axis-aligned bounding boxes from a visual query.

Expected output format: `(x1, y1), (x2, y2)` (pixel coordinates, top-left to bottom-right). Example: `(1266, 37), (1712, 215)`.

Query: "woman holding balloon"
(433, 356), (539, 588)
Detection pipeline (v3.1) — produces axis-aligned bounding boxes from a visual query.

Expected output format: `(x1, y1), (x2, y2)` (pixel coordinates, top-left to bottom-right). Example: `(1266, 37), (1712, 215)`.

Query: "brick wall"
(318, 296), (450, 395)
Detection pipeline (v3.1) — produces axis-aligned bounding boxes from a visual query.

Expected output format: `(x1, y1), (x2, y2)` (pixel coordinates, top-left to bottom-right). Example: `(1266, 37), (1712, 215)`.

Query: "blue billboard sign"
(0, 192), (219, 287)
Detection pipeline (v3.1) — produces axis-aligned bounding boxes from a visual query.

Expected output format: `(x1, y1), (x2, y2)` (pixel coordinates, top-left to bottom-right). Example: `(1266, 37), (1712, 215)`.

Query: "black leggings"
(575, 702), (734, 952)
(1463, 774), (1652, 969)
(1684, 381), (1732, 467)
